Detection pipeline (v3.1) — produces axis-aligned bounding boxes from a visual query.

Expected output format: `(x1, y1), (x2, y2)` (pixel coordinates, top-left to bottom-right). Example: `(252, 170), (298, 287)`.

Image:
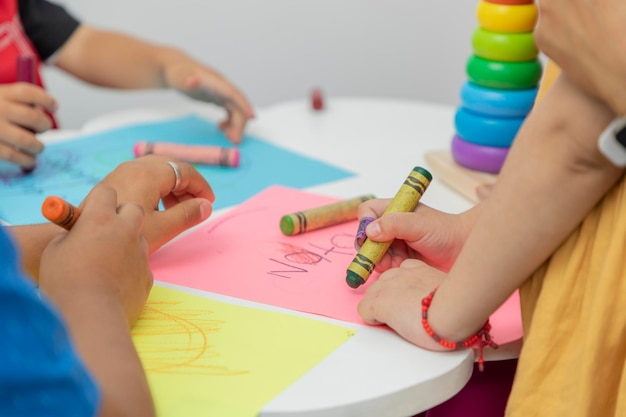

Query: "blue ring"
(451, 134), (508, 173)
(460, 82), (537, 117)
(454, 107), (523, 147)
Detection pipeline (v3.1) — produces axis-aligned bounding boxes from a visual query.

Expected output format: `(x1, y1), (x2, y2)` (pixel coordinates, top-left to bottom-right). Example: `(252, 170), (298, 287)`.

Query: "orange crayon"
(41, 196), (82, 231)
(133, 141), (240, 167)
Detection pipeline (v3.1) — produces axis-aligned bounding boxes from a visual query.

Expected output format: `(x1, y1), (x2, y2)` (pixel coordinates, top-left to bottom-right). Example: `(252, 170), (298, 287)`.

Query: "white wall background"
(44, 0), (476, 129)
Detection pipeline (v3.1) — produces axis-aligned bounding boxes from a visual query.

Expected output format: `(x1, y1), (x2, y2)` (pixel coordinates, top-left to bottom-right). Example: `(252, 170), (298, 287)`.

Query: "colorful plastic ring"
(483, 0), (534, 4)
(460, 82), (537, 117)
(455, 108), (523, 147)
(477, 1), (538, 33)
(472, 28), (538, 62)
(451, 134), (509, 174)
(466, 55), (542, 90)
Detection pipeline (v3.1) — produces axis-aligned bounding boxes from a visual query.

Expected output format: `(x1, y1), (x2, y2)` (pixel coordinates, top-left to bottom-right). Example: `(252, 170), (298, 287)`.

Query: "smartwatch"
(598, 116), (626, 167)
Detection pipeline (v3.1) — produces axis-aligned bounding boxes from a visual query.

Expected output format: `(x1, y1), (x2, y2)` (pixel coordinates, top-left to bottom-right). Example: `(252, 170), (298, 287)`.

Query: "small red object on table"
(311, 88), (324, 111)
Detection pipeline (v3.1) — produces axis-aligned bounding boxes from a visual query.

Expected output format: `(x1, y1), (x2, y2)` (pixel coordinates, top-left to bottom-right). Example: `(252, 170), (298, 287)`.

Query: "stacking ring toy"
(477, 1), (538, 33)
(484, 0), (534, 4)
(451, 134), (509, 174)
(460, 82), (537, 117)
(472, 28), (538, 62)
(455, 108), (523, 147)
(466, 55), (542, 90)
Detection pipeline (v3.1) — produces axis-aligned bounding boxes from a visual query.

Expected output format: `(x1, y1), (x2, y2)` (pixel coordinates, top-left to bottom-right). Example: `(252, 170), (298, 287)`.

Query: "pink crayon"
(133, 141), (240, 168)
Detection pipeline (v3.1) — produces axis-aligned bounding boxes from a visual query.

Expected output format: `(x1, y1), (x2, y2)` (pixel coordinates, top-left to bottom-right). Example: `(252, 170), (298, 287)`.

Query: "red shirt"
(0, 0), (45, 87)
(1, 0), (80, 127)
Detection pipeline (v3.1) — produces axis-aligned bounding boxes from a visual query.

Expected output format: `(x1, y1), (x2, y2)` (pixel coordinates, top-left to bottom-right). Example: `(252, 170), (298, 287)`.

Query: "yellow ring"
(476, 1), (538, 33)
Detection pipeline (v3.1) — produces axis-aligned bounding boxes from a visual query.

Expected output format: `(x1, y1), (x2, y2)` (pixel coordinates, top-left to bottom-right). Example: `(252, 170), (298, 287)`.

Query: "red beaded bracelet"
(421, 287), (499, 371)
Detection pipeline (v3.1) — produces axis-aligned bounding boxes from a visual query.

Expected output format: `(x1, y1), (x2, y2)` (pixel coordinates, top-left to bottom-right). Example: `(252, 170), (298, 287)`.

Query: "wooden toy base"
(424, 150), (498, 204)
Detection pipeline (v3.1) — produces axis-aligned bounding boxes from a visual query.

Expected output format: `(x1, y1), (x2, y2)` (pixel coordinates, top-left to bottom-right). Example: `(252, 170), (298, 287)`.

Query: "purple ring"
(451, 134), (509, 174)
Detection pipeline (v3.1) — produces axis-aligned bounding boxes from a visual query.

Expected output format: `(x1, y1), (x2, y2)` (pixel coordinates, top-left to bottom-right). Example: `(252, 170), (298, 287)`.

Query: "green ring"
(472, 28), (538, 62)
(466, 55), (542, 90)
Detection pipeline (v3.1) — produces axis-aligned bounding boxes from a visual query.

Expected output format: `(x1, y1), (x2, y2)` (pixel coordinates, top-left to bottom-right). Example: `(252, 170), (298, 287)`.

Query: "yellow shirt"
(505, 61), (626, 416)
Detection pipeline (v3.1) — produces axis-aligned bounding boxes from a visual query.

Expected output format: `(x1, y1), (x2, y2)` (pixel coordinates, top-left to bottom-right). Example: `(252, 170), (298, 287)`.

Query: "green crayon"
(280, 194), (376, 236)
(346, 167), (432, 289)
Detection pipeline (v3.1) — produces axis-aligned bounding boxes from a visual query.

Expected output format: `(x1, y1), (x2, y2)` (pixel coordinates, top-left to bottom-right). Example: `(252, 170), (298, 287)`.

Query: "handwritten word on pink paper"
(150, 186), (523, 343)
(150, 185), (366, 323)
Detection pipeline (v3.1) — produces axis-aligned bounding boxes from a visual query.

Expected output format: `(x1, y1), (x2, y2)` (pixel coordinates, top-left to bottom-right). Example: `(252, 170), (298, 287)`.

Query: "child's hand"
(0, 83), (56, 168)
(39, 183), (152, 325)
(99, 155), (215, 253)
(356, 199), (478, 272)
(163, 61), (254, 144)
(357, 259), (447, 351)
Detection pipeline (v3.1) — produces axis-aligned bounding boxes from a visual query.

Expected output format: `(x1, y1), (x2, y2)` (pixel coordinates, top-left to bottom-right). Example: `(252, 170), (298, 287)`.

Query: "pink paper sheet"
(151, 185), (523, 344)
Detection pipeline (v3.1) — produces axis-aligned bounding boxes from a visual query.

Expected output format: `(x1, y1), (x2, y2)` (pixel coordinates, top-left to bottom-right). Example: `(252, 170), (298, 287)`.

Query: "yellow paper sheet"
(132, 285), (355, 417)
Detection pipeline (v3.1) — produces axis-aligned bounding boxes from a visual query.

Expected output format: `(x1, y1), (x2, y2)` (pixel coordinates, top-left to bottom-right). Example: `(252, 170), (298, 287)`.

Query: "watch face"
(617, 125), (626, 148)
(598, 116), (626, 167)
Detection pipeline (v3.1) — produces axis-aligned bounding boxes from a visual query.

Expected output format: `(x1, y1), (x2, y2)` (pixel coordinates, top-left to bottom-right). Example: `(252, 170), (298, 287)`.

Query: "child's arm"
(428, 74), (623, 340)
(359, 74), (624, 346)
(9, 223), (62, 280)
(39, 184), (155, 417)
(53, 25), (254, 143)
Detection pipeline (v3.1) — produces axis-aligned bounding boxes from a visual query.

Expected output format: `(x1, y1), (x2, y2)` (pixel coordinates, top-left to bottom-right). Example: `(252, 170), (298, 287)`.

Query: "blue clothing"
(0, 227), (100, 416)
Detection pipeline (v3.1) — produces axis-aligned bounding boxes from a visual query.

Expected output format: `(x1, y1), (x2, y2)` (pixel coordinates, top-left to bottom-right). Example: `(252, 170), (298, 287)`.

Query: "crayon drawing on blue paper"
(0, 115), (353, 225)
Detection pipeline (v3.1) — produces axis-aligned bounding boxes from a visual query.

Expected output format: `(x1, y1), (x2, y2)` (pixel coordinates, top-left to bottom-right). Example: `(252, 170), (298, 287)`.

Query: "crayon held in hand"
(346, 166), (432, 289)
(133, 141), (240, 167)
(17, 54), (37, 174)
(280, 194), (375, 236)
(42, 196), (82, 231)
(17, 54), (35, 84)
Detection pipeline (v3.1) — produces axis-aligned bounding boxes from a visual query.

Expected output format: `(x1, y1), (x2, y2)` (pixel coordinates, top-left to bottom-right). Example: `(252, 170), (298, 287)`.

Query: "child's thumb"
(160, 198), (212, 240)
(176, 198), (213, 229)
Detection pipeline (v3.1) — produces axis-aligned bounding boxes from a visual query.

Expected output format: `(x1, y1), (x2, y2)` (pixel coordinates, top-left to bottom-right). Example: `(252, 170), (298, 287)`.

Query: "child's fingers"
(146, 198), (212, 253)
(365, 212), (427, 243)
(219, 110), (246, 144)
(356, 198), (392, 220)
(81, 184), (118, 215)
(116, 202), (145, 234)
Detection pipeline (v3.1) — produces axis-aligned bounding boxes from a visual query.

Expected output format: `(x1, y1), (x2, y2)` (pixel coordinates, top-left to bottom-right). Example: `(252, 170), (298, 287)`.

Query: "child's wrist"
(425, 285), (478, 341)
(422, 286), (498, 370)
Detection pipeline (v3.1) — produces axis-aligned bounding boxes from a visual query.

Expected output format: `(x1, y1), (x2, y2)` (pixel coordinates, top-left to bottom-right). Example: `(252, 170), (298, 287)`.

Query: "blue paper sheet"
(0, 115), (353, 225)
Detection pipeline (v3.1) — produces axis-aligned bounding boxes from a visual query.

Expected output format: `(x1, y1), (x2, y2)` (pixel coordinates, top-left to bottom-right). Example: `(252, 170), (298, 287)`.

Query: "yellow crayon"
(345, 166), (432, 289)
(280, 194), (375, 236)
